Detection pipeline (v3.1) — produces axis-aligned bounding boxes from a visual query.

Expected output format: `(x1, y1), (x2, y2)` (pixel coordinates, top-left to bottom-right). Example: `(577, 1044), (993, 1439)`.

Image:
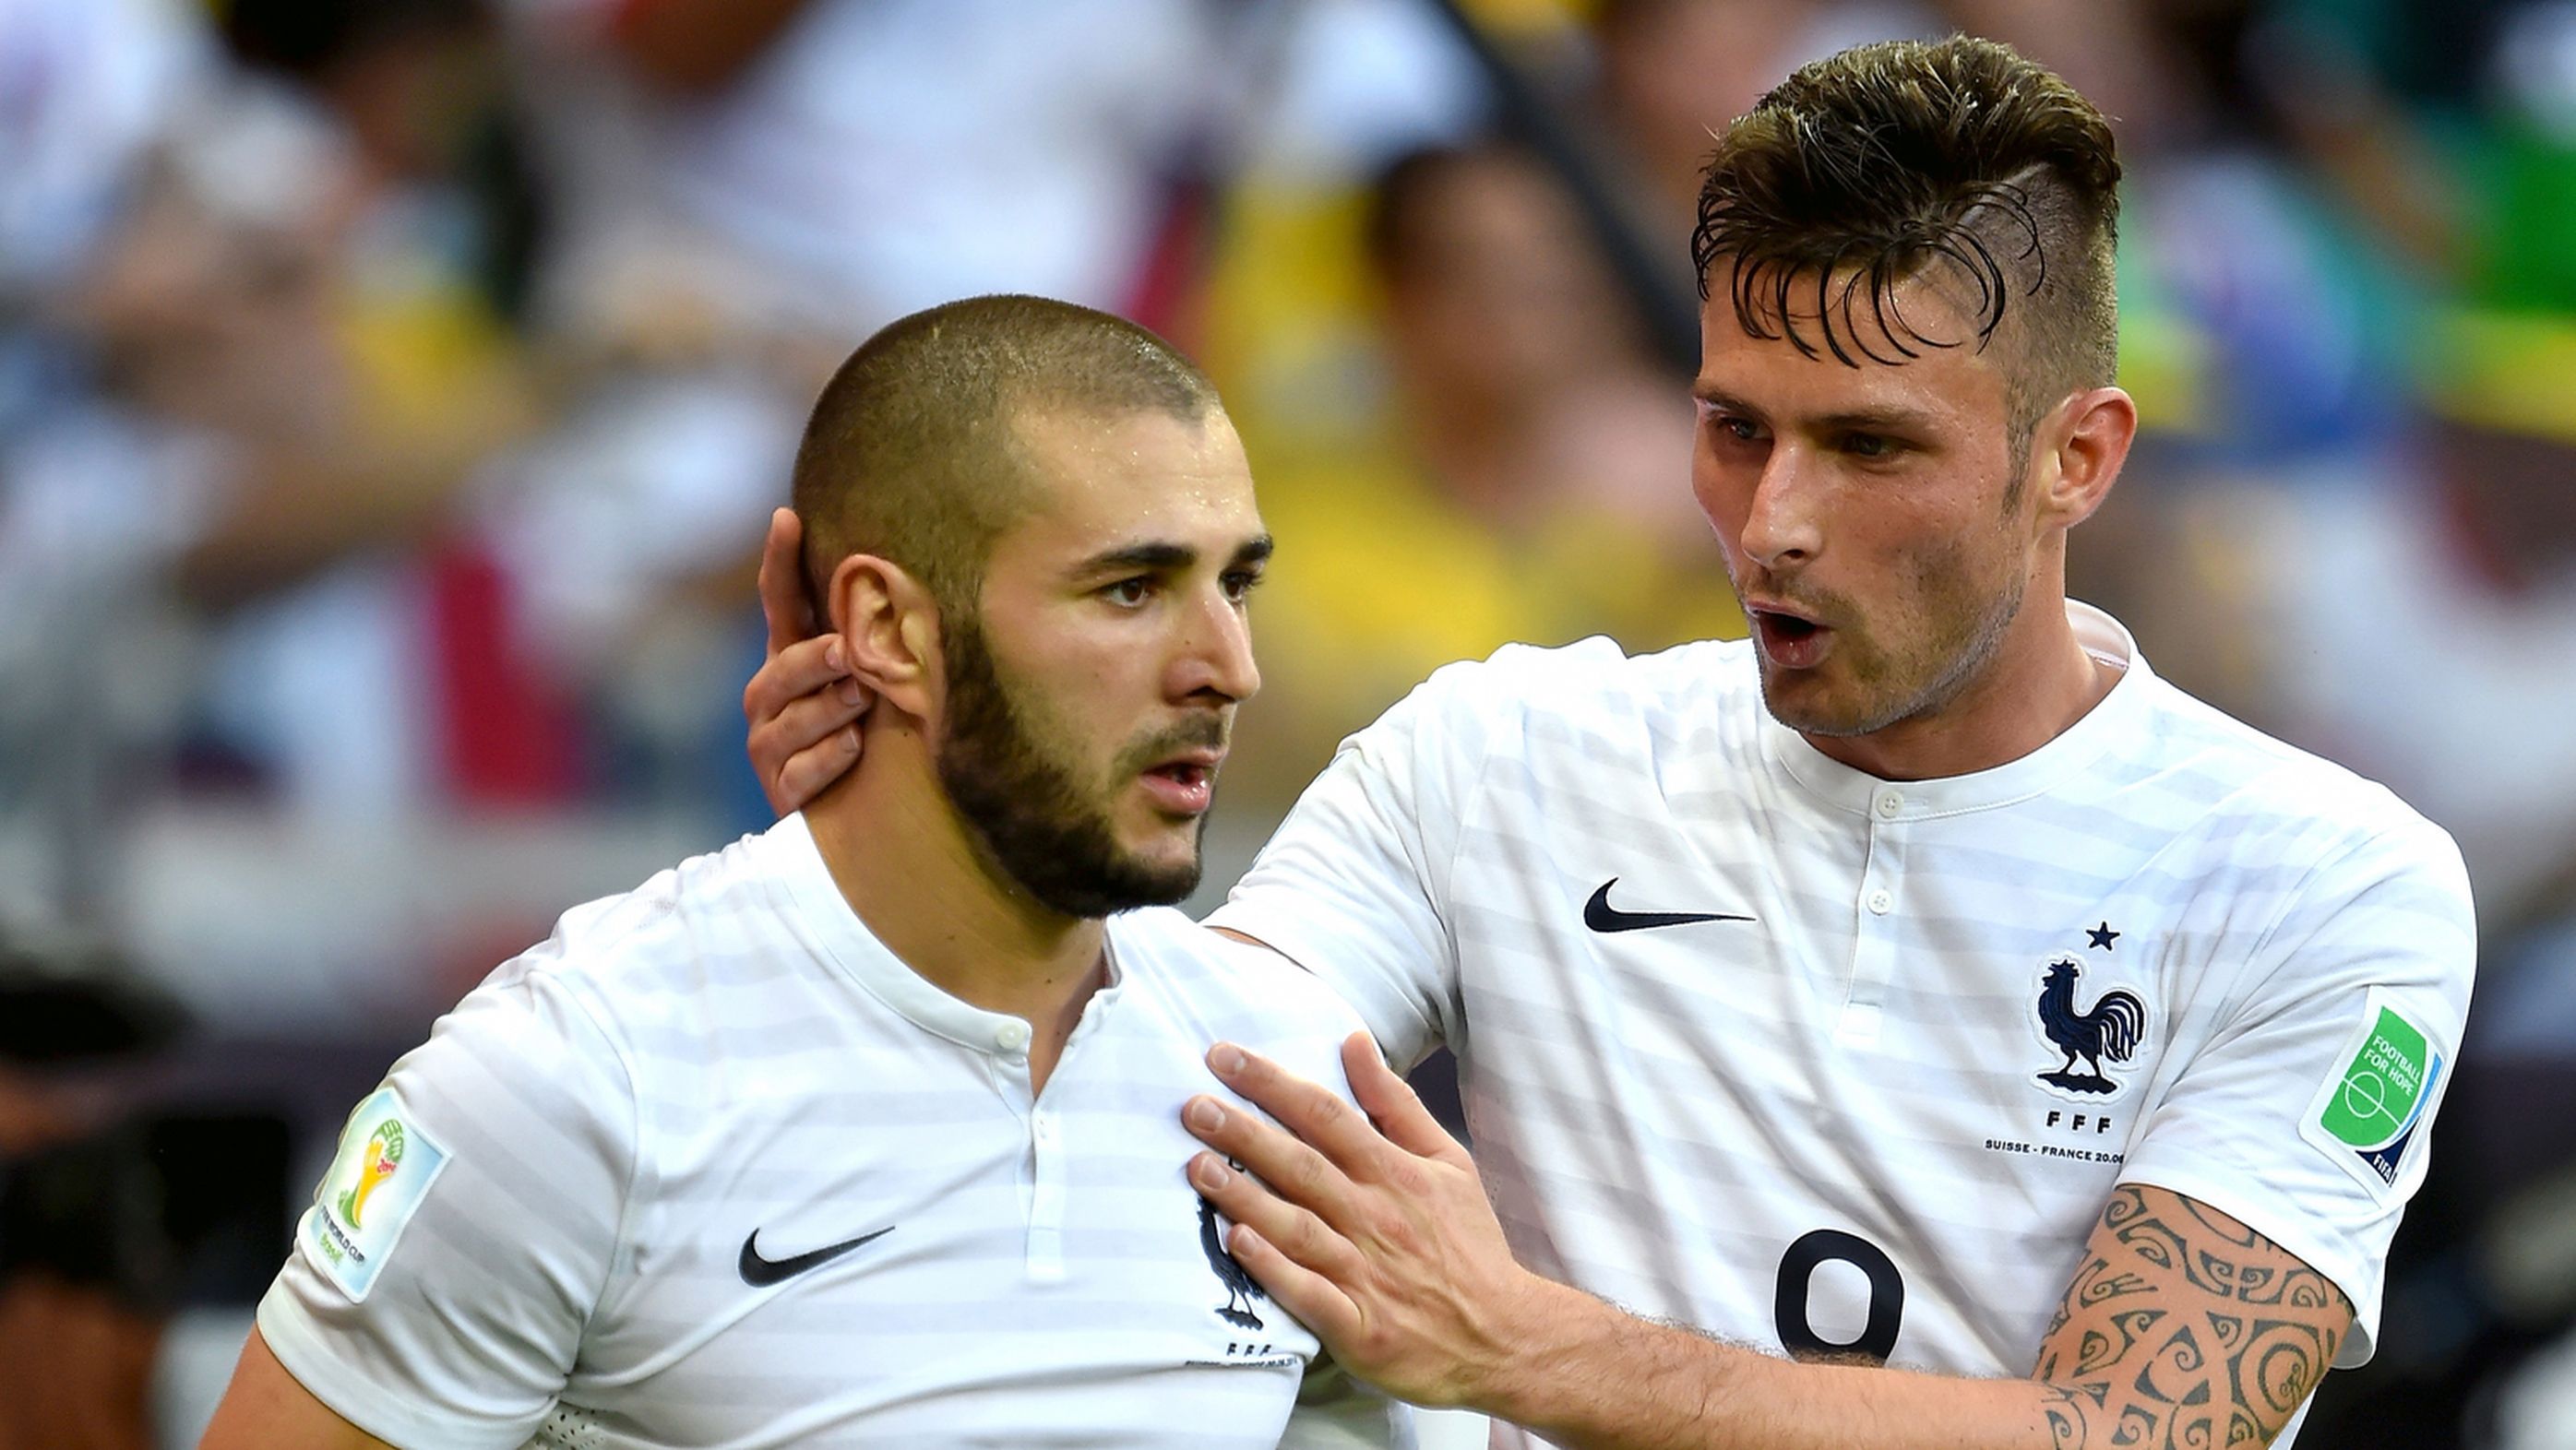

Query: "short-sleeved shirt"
(1208, 602), (2475, 1449)
(258, 814), (1411, 1450)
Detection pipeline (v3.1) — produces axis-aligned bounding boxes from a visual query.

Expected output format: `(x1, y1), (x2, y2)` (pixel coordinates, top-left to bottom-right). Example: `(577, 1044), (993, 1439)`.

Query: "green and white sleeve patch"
(2301, 988), (2447, 1194)
(300, 1087), (452, 1301)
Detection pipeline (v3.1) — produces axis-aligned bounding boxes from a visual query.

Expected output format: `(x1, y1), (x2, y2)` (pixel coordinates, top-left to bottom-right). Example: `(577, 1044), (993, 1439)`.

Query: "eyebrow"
(1693, 384), (1942, 437)
(1076, 534), (1275, 576)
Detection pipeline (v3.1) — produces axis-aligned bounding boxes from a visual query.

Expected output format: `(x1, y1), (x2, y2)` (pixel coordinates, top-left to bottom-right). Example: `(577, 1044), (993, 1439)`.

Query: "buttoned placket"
(988, 985), (1120, 1284)
(1843, 787), (1909, 1046)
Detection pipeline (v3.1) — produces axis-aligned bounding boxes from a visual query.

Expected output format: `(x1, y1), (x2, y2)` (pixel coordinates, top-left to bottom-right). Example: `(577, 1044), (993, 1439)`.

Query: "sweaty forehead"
(998, 406), (1259, 556)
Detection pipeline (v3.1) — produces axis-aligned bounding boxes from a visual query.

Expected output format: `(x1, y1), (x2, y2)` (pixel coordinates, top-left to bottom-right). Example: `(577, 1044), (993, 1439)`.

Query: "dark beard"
(936, 617), (1210, 919)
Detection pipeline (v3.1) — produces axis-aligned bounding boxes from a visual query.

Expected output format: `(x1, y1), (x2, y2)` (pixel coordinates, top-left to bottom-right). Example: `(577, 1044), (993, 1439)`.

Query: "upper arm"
(252, 964), (638, 1446)
(200, 1327), (395, 1450)
(1206, 658), (1510, 1068)
(2112, 814), (2473, 1363)
(2032, 1183), (2353, 1448)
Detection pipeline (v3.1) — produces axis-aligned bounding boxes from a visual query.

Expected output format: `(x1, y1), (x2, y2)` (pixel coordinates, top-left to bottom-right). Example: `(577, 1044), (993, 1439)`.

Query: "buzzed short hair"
(1691, 36), (2122, 452)
(792, 294), (1222, 617)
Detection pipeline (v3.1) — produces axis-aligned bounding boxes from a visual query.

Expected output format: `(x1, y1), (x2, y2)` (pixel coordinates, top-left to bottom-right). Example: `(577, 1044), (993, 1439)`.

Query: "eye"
(1221, 567), (1265, 604)
(1102, 576), (1154, 607)
(1841, 432), (1898, 459)
(1701, 410), (1765, 446)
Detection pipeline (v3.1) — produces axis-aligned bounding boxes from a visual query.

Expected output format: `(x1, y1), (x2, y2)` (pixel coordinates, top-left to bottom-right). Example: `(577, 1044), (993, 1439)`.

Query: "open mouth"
(1138, 751), (1223, 817)
(1750, 606), (1832, 669)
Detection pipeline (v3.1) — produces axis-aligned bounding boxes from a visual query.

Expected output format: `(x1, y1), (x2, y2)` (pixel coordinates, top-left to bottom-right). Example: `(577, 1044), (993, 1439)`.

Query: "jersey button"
(1874, 790), (1903, 819)
(1866, 888), (1893, 915)
(996, 1021), (1032, 1052)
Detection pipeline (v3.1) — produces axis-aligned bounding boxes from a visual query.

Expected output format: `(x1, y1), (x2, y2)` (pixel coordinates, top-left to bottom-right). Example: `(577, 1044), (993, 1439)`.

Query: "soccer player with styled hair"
(201, 296), (1410, 1449)
(747, 37), (2474, 1450)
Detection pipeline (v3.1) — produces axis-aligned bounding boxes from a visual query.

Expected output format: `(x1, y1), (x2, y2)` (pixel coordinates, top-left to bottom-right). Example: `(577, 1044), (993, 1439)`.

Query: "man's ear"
(826, 553), (943, 724)
(2037, 386), (2137, 531)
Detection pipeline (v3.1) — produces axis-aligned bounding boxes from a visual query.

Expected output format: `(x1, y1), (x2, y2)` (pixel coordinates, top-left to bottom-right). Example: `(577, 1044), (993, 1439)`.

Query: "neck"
(1805, 583), (2116, 782)
(803, 718), (1108, 1031)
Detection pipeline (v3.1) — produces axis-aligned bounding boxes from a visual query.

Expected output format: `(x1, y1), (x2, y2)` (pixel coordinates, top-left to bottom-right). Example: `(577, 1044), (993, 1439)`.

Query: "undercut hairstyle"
(791, 294), (1222, 619)
(1691, 36), (2122, 454)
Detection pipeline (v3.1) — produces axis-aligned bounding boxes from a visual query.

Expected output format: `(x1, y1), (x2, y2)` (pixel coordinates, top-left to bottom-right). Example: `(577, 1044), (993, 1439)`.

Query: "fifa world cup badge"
(304, 1087), (452, 1301)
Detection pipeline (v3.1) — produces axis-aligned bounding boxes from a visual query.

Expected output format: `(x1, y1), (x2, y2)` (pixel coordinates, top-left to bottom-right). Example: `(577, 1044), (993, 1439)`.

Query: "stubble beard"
(1749, 542), (2028, 742)
(935, 616), (1210, 920)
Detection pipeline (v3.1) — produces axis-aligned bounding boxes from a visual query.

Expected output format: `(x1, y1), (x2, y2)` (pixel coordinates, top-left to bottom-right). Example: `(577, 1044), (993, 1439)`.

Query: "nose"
(1172, 584), (1260, 706)
(1738, 447), (1823, 571)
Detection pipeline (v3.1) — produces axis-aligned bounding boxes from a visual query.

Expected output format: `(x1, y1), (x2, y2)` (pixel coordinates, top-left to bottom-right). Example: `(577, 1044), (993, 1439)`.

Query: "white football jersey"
(258, 814), (1411, 1450)
(1209, 603), (2474, 1448)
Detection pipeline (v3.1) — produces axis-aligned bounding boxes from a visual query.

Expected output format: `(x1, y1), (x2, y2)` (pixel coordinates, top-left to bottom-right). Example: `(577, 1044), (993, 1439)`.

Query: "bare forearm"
(1488, 1278), (2057, 1450)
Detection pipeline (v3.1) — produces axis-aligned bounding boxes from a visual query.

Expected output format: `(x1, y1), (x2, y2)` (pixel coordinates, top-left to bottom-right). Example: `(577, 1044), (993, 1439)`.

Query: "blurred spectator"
(1594, 0), (1936, 239)
(497, 0), (1222, 351)
(1210, 140), (1741, 802)
(0, 0), (215, 931)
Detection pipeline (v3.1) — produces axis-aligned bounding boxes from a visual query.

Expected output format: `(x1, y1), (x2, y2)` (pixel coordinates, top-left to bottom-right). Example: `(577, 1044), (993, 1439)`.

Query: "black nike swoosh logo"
(738, 1225), (894, 1288)
(1583, 878), (1754, 933)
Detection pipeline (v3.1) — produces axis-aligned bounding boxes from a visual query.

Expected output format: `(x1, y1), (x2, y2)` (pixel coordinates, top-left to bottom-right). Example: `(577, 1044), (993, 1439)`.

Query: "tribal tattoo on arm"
(2031, 1184), (2352, 1449)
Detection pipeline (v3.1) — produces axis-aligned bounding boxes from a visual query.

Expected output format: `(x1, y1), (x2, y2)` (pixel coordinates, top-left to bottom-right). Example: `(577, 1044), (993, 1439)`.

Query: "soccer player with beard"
(743, 40), (2475, 1450)
(200, 296), (1411, 1450)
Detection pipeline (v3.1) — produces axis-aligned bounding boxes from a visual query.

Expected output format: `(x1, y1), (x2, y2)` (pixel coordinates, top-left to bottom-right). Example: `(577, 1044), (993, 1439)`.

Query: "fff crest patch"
(2027, 956), (2150, 1101)
(301, 1087), (451, 1301)
(2302, 989), (2445, 1194)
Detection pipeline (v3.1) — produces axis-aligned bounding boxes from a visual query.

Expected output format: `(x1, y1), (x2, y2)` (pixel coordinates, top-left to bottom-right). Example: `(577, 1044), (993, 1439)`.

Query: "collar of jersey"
(1759, 600), (2154, 820)
(758, 814), (1126, 1053)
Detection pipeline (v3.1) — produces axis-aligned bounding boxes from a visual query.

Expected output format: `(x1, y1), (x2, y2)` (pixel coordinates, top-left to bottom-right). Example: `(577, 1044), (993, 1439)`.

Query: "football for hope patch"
(302, 1087), (451, 1301)
(2301, 989), (2446, 1194)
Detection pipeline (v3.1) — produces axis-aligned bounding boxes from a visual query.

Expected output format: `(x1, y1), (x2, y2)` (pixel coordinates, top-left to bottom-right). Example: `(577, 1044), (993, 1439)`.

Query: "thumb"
(1342, 1031), (1464, 1165)
(758, 507), (817, 654)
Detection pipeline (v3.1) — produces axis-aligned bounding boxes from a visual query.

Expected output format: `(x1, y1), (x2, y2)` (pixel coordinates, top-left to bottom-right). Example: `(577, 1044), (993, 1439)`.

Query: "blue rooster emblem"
(1198, 1193), (1266, 1329)
(2033, 957), (2146, 1095)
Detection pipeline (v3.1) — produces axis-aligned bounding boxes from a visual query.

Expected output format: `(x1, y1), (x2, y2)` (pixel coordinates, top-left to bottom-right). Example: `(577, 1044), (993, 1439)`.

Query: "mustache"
(1116, 713), (1228, 773)
(1739, 576), (1849, 626)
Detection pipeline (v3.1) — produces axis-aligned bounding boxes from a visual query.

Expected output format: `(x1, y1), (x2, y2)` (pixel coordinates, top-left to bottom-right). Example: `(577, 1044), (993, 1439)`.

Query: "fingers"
(1189, 1151), (1369, 1319)
(771, 730), (863, 817)
(757, 670), (871, 759)
(744, 634), (868, 816)
(757, 506), (817, 655)
(1342, 1033), (1469, 1167)
(1213, 1220), (1366, 1349)
(753, 716), (865, 817)
(1185, 1091), (1359, 1232)
(743, 635), (857, 730)
(1204, 1042), (1397, 1176)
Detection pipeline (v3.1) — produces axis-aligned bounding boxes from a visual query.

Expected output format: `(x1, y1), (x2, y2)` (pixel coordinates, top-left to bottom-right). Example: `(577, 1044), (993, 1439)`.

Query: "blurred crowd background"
(4, 0), (2575, 1444)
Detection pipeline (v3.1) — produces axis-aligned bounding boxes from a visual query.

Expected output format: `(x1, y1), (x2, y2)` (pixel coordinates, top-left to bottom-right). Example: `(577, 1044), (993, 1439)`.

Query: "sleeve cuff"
(2113, 1160), (2381, 1368)
(255, 1280), (535, 1450)
(1204, 900), (1443, 1069)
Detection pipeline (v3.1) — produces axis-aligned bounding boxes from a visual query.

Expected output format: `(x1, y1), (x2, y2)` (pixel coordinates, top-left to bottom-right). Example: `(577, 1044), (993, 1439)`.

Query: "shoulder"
(2125, 676), (2472, 920)
(1412, 635), (1747, 707)
(468, 820), (810, 1037)
(383, 822), (825, 1142)
(1109, 909), (1370, 1061)
(1380, 635), (1754, 753)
